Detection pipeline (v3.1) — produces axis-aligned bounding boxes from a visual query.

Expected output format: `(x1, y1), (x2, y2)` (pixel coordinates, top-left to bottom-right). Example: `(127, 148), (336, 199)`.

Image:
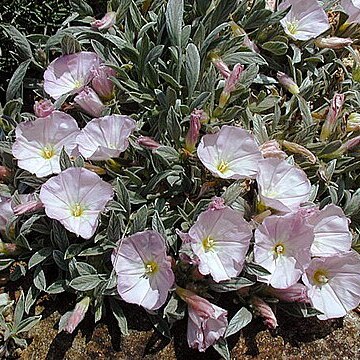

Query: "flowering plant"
(1, 0), (360, 357)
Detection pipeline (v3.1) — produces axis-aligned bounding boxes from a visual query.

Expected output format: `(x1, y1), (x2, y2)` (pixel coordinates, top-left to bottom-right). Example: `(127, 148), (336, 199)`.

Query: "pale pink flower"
(184, 109), (202, 153)
(188, 207), (252, 282)
(277, 72), (299, 95)
(39, 167), (113, 239)
(279, 0), (330, 41)
(314, 37), (353, 49)
(74, 87), (105, 118)
(259, 140), (287, 160)
(0, 196), (13, 231)
(342, 0), (360, 24)
(302, 251), (360, 319)
(91, 65), (116, 100)
(250, 296), (278, 329)
(320, 93), (345, 141)
(12, 111), (80, 178)
(256, 158), (311, 213)
(177, 287), (228, 352)
(197, 125), (262, 180)
(254, 213), (314, 289)
(34, 99), (55, 118)
(60, 297), (90, 333)
(111, 230), (174, 310)
(76, 115), (136, 160)
(91, 11), (117, 30)
(44, 51), (101, 100)
(307, 204), (352, 257)
(265, 283), (309, 303)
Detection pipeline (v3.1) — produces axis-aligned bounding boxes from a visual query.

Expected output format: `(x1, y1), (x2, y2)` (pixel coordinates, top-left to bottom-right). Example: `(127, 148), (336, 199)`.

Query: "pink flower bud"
(347, 112), (360, 132)
(208, 196), (226, 211)
(137, 136), (160, 150)
(91, 11), (116, 30)
(62, 297), (90, 334)
(315, 37), (353, 49)
(34, 99), (55, 118)
(219, 63), (244, 108)
(230, 21), (259, 53)
(184, 109), (202, 152)
(277, 72), (299, 95)
(0, 166), (11, 181)
(210, 54), (231, 78)
(250, 296), (278, 329)
(74, 87), (105, 118)
(259, 140), (287, 160)
(282, 140), (317, 164)
(91, 65), (116, 101)
(265, 284), (310, 303)
(0, 241), (19, 256)
(320, 93), (345, 141)
(342, 135), (360, 152)
(13, 200), (44, 216)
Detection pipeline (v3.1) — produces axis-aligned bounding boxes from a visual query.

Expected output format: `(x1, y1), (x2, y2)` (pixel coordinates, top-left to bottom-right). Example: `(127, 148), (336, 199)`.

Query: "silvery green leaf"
(213, 338), (230, 360)
(28, 247), (53, 269)
(33, 266), (47, 291)
(53, 250), (68, 271)
(109, 298), (129, 335)
(69, 275), (105, 291)
(14, 291), (25, 329)
(0, 259), (14, 271)
(165, 0), (183, 47)
(223, 52), (267, 66)
(209, 277), (255, 293)
(1, 25), (32, 60)
(46, 280), (68, 294)
(185, 43), (200, 98)
(225, 307), (252, 337)
(61, 34), (81, 55)
(16, 315), (42, 334)
(130, 204), (148, 234)
(6, 59), (32, 102)
(25, 285), (40, 314)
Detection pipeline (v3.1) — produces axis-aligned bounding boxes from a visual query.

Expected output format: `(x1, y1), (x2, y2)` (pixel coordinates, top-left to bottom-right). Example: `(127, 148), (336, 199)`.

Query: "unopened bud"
(230, 21), (259, 53)
(282, 140), (317, 164)
(259, 140), (287, 160)
(219, 63), (244, 108)
(184, 109), (202, 152)
(320, 93), (345, 141)
(347, 113), (360, 132)
(208, 197), (226, 211)
(277, 72), (299, 95)
(0, 166), (11, 181)
(0, 240), (19, 256)
(74, 87), (105, 118)
(91, 12), (117, 30)
(314, 37), (353, 49)
(13, 200), (44, 216)
(264, 284), (309, 303)
(137, 136), (160, 150)
(91, 65), (116, 101)
(34, 99), (55, 118)
(210, 54), (231, 78)
(250, 296), (278, 329)
(62, 297), (90, 334)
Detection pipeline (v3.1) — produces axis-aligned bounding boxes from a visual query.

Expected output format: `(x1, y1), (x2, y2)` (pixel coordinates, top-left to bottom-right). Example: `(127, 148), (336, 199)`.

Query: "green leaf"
(33, 266), (47, 291)
(109, 298), (129, 335)
(114, 178), (131, 216)
(70, 0), (93, 15)
(15, 315), (42, 334)
(297, 95), (313, 126)
(1, 25), (32, 59)
(6, 59), (32, 102)
(165, 0), (184, 47)
(0, 259), (15, 271)
(25, 285), (40, 314)
(28, 247), (53, 269)
(69, 275), (104, 291)
(213, 338), (230, 360)
(147, 312), (171, 339)
(107, 212), (122, 242)
(46, 280), (68, 294)
(225, 307), (252, 337)
(223, 52), (267, 66)
(130, 204), (148, 234)
(262, 41), (288, 56)
(244, 262), (271, 276)
(222, 181), (246, 206)
(209, 277), (255, 293)
(185, 43), (200, 98)
(13, 291), (25, 329)
(59, 147), (73, 171)
(61, 34), (81, 55)
(152, 211), (166, 239)
(166, 107), (181, 144)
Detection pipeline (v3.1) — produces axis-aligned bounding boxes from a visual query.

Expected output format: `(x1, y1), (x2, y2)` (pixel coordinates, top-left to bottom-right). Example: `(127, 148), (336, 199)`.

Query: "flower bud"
(320, 93), (345, 141)
(0, 240), (19, 256)
(0, 166), (11, 181)
(277, 72), (299, 95)
(259, 140), (287, 160)
(74, 87), (105, 118)
(210, 54), (230, 78)
(34, 99), (55, 118)
(62, 297), (90, 334)
(208, 196), (226, 211)
(282, 140), (317, 164)
(347, 113), (360, 132)
(137, 136), (160, 150)
(91, 65), (116, 101)
(314, 37), (353, 49)
(250, 296), (278, 329)
(264, 284), (309, 303)
(184, 109), (202, 152)
(13, 200), (44, 216)
(230, 21), (259, 53)
(219, 63), (244, 108)
(91, 11), (116, 30)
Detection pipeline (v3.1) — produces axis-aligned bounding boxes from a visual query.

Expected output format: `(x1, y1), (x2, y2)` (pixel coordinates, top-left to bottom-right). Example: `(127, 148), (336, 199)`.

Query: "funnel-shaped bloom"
(12, 111), (80, 178)
(91, 65), (116, 100)
(188, 207), (252, 282)
(254, 213), (314, 289)
(44, 52), (101, 100)
(76, 115), (136, 160)
(111, 230), (174, 310)
(39, 167), (113, 239)
(279, 0), (330, 41)
(177, 287), (228, 352)
(302, 251), (360, 319)
(74, 87), (105, 118)
(256, 159), (311, 213)
(197, 126), (262, 180)
(308, 204), (352, 257)
(342, 0), (360, 24)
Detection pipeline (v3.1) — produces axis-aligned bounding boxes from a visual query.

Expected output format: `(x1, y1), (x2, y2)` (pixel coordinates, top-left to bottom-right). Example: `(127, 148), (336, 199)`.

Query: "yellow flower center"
(40, 145), (56, 160)
(217, 160), (229, 174)
(202, 236), (215, 252)
(287, 21), (299, 35)
(71, 203), (84, 217)
(73, 79), (83, 89)
(274, 243), (285, 255)
(313, 269), (329, 286)
(144, 261), (159, 275)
